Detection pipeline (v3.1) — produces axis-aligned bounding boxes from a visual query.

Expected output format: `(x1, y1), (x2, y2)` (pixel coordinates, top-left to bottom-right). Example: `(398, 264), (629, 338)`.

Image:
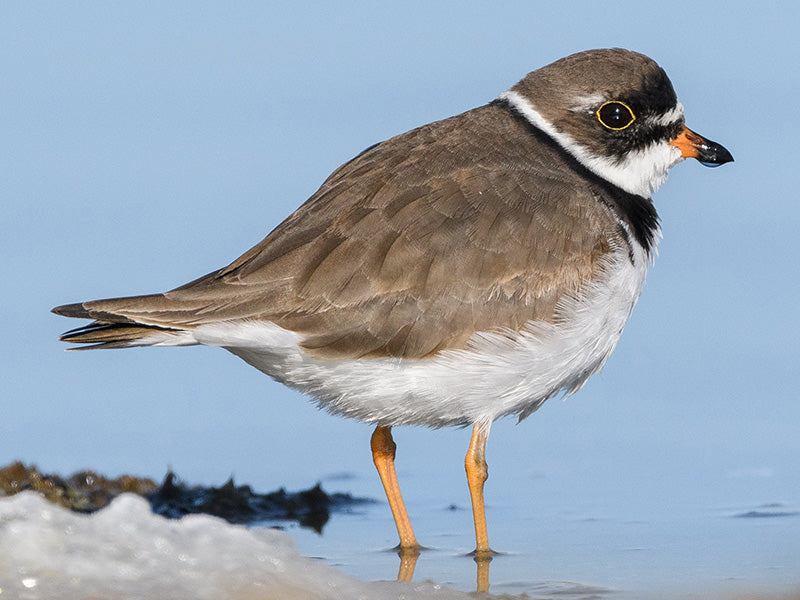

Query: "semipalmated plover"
(54, 48), (732, 555)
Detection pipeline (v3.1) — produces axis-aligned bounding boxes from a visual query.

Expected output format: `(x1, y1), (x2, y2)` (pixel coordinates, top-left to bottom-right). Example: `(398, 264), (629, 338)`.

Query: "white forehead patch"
(649, 101), (685, 127)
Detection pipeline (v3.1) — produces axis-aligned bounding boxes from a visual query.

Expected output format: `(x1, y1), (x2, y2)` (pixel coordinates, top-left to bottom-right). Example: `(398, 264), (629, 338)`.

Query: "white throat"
(497, 90), (685, 198)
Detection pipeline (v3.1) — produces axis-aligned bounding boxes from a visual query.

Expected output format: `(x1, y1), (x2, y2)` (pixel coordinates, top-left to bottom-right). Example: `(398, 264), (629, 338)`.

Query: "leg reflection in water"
(392, 545), (494, 593)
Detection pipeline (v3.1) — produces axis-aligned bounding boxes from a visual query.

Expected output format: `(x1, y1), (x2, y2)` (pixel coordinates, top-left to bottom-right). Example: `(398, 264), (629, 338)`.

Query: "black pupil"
(599, 103), (632, 128)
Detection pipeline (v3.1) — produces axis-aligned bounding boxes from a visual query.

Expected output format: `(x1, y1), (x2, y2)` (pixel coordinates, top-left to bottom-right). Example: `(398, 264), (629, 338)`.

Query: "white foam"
(0, 492), (472, 600)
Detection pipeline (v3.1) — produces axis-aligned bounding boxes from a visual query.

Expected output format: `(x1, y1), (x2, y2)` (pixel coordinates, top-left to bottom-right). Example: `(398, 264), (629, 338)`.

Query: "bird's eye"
(596, 101), (636, 131)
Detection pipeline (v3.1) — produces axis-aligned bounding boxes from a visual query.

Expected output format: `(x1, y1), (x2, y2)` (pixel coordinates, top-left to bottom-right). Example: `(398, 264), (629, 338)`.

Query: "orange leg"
(465, 422), (494, 556)
(371, 425), (420, 550)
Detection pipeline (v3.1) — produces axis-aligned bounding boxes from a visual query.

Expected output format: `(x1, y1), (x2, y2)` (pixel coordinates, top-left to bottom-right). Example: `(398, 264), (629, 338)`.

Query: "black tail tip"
(52, 303), (90, 318)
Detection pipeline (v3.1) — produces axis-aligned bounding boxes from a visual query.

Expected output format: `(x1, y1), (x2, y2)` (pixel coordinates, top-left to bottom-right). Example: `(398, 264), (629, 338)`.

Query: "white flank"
(186, 242), (651, 428)
(497, 90), (685, 198)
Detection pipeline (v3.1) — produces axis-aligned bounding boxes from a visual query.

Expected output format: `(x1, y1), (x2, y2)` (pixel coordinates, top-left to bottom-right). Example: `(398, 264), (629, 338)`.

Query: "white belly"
(192, 242), (651, 428)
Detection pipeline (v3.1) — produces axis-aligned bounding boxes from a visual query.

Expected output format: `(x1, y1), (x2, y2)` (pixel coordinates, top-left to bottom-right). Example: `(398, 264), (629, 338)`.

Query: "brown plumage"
(55, 102), (633, 359)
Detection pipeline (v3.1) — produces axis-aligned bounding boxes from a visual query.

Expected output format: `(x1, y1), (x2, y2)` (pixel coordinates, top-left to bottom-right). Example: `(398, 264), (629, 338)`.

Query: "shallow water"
(275, 476), (800, 599)
(232, 410), (797, 599)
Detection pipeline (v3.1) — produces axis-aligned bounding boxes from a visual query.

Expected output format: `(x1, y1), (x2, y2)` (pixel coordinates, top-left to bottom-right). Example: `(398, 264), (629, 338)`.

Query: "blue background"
(1, 3), (798, 592)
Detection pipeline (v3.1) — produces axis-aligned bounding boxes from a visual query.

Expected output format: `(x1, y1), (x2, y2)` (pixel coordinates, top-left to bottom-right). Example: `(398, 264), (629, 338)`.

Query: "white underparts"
(168, 242), (653, 428)
(497, 90), (685, 198)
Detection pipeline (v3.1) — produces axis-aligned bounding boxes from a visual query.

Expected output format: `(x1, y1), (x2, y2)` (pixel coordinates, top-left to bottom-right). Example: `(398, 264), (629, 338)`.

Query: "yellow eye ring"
(596, 101), (636, 131)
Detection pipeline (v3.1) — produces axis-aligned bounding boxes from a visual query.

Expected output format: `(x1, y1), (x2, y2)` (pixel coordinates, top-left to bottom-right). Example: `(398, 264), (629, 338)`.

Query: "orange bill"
(670, 126), (734, 166)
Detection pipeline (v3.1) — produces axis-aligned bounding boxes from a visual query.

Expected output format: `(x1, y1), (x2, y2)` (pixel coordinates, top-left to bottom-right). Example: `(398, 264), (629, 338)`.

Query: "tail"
(53, 296), (196, 350)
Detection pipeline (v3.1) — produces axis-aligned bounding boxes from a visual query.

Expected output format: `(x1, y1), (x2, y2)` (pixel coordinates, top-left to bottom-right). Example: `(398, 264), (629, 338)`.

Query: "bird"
(53, 48), (733, 557)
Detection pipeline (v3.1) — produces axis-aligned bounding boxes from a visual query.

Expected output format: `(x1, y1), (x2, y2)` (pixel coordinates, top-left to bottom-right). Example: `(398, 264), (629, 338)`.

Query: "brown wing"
(55, 104), (623, 359)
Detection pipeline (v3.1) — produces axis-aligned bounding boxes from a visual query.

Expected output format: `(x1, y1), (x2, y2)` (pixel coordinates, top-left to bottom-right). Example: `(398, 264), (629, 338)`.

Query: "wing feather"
(55, 104), (624, 359)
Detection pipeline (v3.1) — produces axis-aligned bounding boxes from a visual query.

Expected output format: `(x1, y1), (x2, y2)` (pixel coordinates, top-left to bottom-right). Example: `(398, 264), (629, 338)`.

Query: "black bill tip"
(670, 126), (733, 166)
